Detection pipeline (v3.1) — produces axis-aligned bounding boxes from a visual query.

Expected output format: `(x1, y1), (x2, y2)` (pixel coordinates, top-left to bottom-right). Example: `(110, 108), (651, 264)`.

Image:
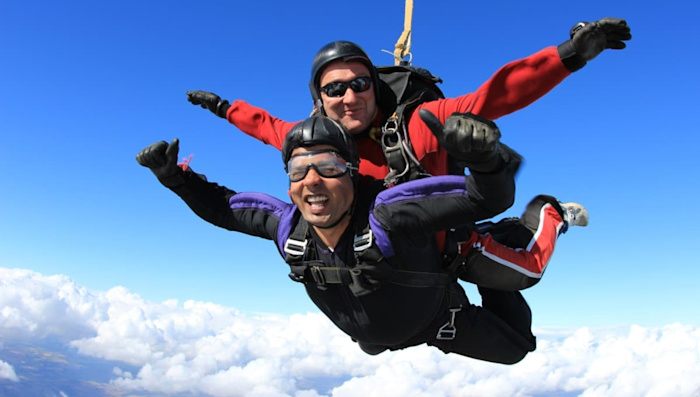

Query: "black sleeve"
(371, 145), (521, 236)
(166, 168), (288, 240)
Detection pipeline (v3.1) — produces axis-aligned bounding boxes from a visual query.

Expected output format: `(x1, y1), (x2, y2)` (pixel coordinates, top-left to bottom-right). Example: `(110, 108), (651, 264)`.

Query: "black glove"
(558, 17), (632, 72)
(135, 138), (184, 187)
(419, 109), (502, 173)
(186, 90), (230, 118)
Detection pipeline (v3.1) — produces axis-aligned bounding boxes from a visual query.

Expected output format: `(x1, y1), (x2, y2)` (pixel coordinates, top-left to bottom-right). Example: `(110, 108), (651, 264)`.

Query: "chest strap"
(285, 218), (462, 340)
(284, 219), (452, 291)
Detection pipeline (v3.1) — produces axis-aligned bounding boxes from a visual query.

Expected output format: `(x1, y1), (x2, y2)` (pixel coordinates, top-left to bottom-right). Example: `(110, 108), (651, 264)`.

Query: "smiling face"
(319, 61), (378, 135)
(287, 144), (355, 230)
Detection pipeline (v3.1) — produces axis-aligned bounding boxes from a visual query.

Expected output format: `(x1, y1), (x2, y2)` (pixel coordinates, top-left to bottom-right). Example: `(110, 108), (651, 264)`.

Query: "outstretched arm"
(136, 139), (289, 240)
(409, 17), (632, 160)
(186, 91), (300, 149)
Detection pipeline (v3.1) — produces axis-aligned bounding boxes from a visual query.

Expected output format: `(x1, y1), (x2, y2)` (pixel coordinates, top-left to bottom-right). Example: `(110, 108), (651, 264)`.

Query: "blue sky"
(2, 0), (700, 342)
(2, 1), (700, 395)
(2, 0), (700, 327)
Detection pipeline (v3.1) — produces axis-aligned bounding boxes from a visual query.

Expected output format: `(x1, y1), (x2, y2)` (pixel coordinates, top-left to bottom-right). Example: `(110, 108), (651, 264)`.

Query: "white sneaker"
(560, 202), (589, 227)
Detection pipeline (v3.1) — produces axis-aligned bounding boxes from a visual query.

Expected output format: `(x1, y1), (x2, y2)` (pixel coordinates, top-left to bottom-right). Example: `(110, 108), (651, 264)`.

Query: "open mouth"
(306, 195), (329, 211)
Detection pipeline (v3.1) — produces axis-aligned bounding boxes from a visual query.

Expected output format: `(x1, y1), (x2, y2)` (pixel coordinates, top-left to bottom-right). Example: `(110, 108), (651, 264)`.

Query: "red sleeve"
(356, 136), (391, 180)
(408, 46), (571, 168)
(225, 100), (302, 150)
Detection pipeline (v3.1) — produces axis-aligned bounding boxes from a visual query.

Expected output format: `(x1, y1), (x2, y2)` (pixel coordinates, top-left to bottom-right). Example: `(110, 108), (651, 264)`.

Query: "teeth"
(307, 196), (328, 203)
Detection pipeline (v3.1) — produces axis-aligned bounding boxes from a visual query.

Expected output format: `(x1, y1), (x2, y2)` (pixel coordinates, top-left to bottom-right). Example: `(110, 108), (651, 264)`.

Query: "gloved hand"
(186, 90), (230, 118)
(419, 109), (502, 173)
(135, 138), (184, 187)
(558, 17), (631, 72)
(572, 18), (631, 61)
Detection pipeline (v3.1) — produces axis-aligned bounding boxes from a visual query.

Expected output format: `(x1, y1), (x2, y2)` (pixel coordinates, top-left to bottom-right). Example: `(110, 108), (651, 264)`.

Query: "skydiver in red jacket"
(187, 18), (631, 182)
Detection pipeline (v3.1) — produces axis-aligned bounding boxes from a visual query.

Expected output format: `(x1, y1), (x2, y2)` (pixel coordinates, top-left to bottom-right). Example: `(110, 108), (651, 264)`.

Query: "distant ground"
(0, 335), (179, 397)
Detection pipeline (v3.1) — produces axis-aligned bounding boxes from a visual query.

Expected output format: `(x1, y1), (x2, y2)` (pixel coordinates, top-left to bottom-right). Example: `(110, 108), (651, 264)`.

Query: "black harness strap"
(284, 217), (314, 282)
(284, 218), (463, 341)
(381, 99), (431, 187)
(284, 219), (453, 291)
(377, 65), (444, 187)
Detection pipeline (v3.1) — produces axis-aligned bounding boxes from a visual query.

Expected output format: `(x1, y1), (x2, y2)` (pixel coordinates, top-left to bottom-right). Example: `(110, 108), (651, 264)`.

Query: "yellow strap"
(393, 0), (413, 65)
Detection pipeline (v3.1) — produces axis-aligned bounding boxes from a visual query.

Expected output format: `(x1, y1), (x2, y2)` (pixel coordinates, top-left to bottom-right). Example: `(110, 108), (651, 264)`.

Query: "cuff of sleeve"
(465, 152), (502, 174)
(216, 100), (231, 118)
(469, 143), (522, 175)
(557, 40), (587, 73)
(158, 169), (187, 189)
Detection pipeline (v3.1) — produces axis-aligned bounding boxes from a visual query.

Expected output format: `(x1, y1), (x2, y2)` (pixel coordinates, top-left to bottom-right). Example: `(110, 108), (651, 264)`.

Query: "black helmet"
(282, 116), (359, 175)
(308, 40), (380, 112)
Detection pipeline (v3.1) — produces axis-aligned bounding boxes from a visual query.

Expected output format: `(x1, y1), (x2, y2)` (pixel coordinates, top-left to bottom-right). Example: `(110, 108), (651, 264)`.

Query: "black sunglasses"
(320, 76), (372, 98)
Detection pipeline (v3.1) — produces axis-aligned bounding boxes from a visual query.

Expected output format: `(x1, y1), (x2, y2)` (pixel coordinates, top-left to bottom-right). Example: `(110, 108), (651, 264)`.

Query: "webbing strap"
(284, 217), (310, 264)
(381, 111), (412, 186)
(393, 0), (413, 65)
(288, 264), (451, 289)
(288, 263), (355, 286)
(381, 114), (431, 186)
(286, 220), (452, 290)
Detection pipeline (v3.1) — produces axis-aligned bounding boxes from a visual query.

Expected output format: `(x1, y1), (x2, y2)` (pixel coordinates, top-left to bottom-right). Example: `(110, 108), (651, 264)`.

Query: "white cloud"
(0, 359), (18, 382)
(0, 267), (106, 340)
(1, 266), (700, 397)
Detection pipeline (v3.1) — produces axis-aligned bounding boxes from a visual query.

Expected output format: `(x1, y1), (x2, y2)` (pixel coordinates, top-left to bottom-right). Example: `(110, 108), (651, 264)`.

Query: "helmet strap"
(315, 98), (326, 116)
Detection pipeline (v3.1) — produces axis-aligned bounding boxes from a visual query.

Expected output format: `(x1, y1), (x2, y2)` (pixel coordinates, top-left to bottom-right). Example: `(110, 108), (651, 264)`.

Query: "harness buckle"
(436, 307), (461, 340)
(353, 229), (373, 252)
(284, 238), (307, 256)
(309, 265), (327, 290)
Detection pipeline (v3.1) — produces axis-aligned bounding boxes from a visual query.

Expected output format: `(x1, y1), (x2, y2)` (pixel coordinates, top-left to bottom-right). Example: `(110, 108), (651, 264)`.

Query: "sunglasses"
(287, 150), (356, 182)
(320, 76), (372, 98)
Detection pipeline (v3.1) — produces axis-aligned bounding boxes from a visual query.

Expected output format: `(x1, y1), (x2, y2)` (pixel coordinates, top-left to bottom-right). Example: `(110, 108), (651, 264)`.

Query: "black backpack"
(375, 65), (508, 265)
(375, 64), (445, 186)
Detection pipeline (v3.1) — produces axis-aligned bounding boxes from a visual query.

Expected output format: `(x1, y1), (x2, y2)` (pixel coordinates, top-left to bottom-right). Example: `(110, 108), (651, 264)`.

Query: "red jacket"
(225, 46), (570, 180)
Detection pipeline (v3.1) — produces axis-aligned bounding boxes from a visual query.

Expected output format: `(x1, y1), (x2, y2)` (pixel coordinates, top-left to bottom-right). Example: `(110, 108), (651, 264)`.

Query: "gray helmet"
(308, 41), (380, 112)
(282, 116), (360, 175)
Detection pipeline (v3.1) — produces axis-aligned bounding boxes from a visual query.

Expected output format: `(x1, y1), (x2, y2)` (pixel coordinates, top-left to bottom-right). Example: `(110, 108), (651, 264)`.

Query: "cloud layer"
(1, 267), (699, 397)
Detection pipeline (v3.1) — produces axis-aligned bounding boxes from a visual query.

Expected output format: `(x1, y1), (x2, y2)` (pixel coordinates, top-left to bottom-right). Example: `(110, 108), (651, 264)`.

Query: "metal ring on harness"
(381, 116), (412, 185)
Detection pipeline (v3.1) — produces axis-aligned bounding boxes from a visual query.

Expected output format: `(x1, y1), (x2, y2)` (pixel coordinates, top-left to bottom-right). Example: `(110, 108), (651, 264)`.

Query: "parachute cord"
(393, 0), (413, 65)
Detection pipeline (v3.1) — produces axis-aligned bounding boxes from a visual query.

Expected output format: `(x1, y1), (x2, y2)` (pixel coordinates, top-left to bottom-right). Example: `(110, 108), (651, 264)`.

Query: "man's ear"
(288, 189), (292, 201)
